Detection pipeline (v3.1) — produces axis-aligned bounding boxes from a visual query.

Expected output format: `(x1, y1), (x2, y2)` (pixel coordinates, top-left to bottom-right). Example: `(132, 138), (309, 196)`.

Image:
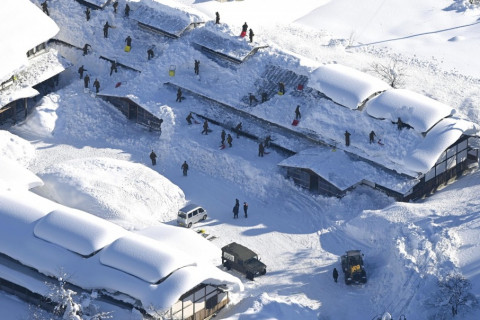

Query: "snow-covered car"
(177, 203), (207, 228)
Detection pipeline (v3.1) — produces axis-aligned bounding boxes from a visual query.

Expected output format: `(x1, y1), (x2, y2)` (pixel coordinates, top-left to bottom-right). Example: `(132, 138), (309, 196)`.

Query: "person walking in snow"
(82, 43), (91, 56)
(234, 122), (242, 138)
(41, 1), (49, 16)
(345, 130), (351, 147)
(194, 60), (200, 75)
(279, 82), (285, 95)
(295, 105), (301, 120)
(233, 199), (240, 219)
(110, 60), (118, 76)
(113, 1), (119, 14)
(186, 112), (194, 125)
(258, 142), (264, 157)
(264, 135), (272, 148)
(93, 78), (100, 93)
(215, 12), (220, 24)
(241, 22), (248, 37)
(181, 161), (189, 176)
(149, 150), (157, 166)
(83, 74), (90, 88)
(125, 4), (130, 17)
(202, 120), (209, 135)
(85, 7), (91, 21)
(103, 21), (112, 38)
(221, 129), (226, 145)
(243, 202), (248, 218)
(369, 130), (376, 144)
(176, 88), (183, 102)
(125, 36), (132, 48)
(333, 268), (339, 283)
(78, 65), (87, 79)
(249, 28), (254, 43)
(147, 48), (154, 60)
(261, 92), (268, 103)
(227, 134), (233, 147)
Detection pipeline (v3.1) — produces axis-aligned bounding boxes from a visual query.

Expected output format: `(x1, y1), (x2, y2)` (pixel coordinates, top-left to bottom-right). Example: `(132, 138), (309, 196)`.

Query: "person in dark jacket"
(345, 130), (351, 147)
(258, 142), (264, 157)
(369, 130), (376, 144)
(264, 135), (272, 148)
(125, 36), (132, 47)
(110, 60), (118, 76)
(261, 92), (268, 102)
(202, 120), (209, 135)
(194, 60), (200, 75)
(103, 21), (112, 38)
(234, 122), (242, 138)
(85, 7), (91, 21)
(227, 134), (233, 147)
(333, 268), (339, 283)
(295, 105), (301, 119)
(215, 12), (220, 24)
(181, 161), (189, 176)
(249, 29), (254, 43)
(113, 1), (119, 14)
(233, 199), (240, 219)
(41, 1), (49, 16)
(176, 88), (183, 102)
(125, 4), (130, 17)
(243, 202), (248, 218)
(279, 82), (285, 94)
(149, 150), (157, 166)
(83, 74), (90, 88)
(241, 22), (248, 37)
(186, 112), (194, 125)
(78, 65), (87, 79)
(147, 48), (154, 60)
(82, 43), (91, 56)
(93, 78), (100, 93)
(221, 130), (226, 145)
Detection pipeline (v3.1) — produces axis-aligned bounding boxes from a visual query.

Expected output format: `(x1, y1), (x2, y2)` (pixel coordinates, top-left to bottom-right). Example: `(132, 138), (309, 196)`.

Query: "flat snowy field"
(2, 0), (480, 319)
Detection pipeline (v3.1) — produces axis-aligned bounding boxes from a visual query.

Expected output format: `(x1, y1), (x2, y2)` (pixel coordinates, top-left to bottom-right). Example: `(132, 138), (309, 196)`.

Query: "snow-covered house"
(279, 64), (479, 201)
(0, 162), (242, 319)
(0, 0), (70, 124)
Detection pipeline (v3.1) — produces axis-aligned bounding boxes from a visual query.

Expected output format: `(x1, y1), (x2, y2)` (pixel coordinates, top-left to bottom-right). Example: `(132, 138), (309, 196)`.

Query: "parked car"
(177, 203), (207, 228)
(221, 242), (267, 280)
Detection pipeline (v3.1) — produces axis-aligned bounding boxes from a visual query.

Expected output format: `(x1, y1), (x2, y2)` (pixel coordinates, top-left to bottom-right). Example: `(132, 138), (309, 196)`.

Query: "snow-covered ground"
(2, 0), (480, 319)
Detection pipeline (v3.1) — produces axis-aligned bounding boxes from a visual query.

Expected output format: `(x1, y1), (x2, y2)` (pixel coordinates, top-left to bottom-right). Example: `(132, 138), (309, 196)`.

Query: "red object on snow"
(297, 84), (304, 91)
(292, 119), (299, 126)
(240, 31), (247, 38)
(115, 82), (122, 88)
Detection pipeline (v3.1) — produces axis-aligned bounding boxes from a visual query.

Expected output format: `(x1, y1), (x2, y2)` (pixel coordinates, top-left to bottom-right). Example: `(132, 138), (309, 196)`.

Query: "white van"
(177, 203), (207, 228)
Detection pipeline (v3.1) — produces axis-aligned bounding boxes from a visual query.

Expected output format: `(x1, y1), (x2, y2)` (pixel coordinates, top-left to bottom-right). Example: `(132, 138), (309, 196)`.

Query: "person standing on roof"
(147, 47), (154, 60)
(227, 134), (233, 147)
(202, 120), (209, 135)
(83, 74), (90, 88)
(221, 129), (226, 145)
(181, 161), (189, 176)
(295, 105), (301, 120)
(125, 4), (130, 17)
(41, 1), (49, 16)
(194, 60), (200, 75)
(85, 7), (91, 21)
(176, 88), (183, 102)
(93, 78), (100, 93)
(234, 122), (242, 138)
(279, 82), (285, 95)
(113, 1), (119, 14)
(249, 29), (254, 43)
(125, 36), (132, 48)
(215, 12), (220, 24)
(241, 22), (248, 37)
(103, 21), (112, 38)
(78, 65), (87, 79)
(261, 92), (268, 103)
(149, 150), (157, 166)
(258, 142), (264, 157)
(110, 60), (118, 76)
(186, 112), (194, 125)
(82, 43), (91, 56)
(369, 130), (376, 144)
(345, 130), (351, 147)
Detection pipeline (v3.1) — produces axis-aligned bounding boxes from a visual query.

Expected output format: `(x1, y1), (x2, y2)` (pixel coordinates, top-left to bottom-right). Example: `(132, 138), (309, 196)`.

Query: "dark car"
(221, 242), (266, 280)
(341, 250), (367, 285)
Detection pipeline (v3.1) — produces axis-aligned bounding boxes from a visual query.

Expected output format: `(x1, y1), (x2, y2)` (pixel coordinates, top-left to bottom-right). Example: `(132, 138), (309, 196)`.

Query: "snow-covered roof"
(0, 0), (59, 83)
(309, 64), (391, 110)
(278, 148), (417, 194)
(403, 117), (480, 173)
(0, 186), (242, 314)
(130, 0), (205, 37)
(34, 208), (127, 256)
(0, 158), (43, 190)
(365, 89), (455, 133)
